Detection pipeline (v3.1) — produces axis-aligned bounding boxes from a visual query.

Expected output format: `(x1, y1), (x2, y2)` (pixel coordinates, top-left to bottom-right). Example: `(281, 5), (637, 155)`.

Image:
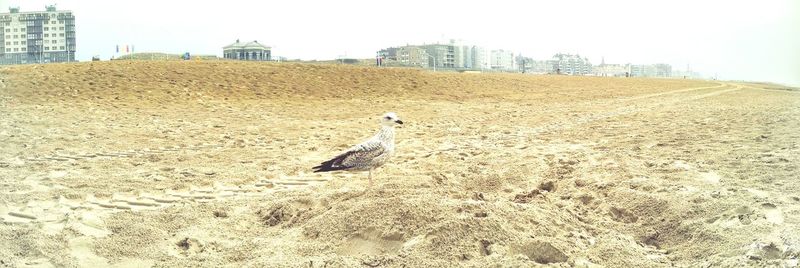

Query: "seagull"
(312, 112), (403, 187)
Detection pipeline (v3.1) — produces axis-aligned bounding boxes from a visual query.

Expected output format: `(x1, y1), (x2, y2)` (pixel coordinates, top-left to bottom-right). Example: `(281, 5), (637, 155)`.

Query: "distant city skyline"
(0, 0), (797, 86)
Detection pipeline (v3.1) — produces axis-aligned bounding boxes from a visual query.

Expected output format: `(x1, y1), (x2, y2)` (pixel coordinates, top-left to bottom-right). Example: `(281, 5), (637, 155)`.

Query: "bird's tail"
(312, 154), (349, 173)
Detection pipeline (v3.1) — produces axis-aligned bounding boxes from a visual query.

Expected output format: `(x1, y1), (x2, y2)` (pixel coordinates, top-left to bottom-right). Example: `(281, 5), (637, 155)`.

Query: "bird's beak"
(395, 120), (404, 125)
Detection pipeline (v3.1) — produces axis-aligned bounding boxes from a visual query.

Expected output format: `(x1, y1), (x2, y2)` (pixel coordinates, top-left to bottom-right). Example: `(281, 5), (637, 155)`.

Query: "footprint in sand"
(707, 202), (785, 228)
(672, 161), (722, 184)
(336, 228), (405, 257)
(760, 203), (784, 224)
(706, 206), (755, 227)
(746, 188), (769, 199)
(698, 171), (721, 184)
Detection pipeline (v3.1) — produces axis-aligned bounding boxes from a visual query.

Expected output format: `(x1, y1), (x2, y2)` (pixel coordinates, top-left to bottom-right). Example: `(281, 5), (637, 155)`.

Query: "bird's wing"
(313, 139), (386, 172)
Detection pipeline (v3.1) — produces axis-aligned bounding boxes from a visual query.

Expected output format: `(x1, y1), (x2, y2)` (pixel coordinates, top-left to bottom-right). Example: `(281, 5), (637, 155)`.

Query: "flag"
(126, 45), (129, 53)
(116, 45), (119, 53)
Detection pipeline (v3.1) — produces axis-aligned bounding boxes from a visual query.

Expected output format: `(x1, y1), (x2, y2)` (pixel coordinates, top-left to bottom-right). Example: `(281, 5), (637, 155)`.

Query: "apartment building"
(630, 63), (672, 77)
(490, 49), (514, 70)
(652, 63), (672, 77)
(419, 43), (456, 68)
(471, 46), (489, 70)
(395, 46), (429, 67)
(377, 41), (513, 71)
(516, 56), (552, 74)
(550, 53), (592, 75)
(378, 45), (430, 68)
(0, 5), (76, 65)
(460, 45), (473, 69)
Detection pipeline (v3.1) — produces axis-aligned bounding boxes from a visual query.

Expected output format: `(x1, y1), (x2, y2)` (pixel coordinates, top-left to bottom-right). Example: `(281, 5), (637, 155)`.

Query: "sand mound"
(1, 61), (798, 267)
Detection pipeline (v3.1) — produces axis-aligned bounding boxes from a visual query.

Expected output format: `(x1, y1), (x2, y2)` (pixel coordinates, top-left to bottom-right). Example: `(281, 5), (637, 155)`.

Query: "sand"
(0, 61), (798, 267)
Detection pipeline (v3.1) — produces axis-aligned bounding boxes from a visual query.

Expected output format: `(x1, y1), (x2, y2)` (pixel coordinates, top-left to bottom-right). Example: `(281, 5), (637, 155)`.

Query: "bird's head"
(380, 112), (403, 127)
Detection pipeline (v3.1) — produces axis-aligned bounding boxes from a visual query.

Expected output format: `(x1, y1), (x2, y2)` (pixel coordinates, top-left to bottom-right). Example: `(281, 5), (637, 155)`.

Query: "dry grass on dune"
(1, 61), (798, 267)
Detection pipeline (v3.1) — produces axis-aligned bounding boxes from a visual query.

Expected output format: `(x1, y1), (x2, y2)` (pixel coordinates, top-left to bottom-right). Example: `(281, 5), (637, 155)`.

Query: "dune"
(0, 61), (798, 267)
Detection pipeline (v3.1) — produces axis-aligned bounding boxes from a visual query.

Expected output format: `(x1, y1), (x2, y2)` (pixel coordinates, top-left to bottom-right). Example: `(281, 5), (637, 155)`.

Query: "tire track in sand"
(17, 83), (729, 163)
(405, 83), (741, 156)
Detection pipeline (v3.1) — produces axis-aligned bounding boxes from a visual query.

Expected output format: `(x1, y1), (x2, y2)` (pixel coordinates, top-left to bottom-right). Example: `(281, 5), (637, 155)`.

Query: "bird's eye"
(385, 116), (392, 120)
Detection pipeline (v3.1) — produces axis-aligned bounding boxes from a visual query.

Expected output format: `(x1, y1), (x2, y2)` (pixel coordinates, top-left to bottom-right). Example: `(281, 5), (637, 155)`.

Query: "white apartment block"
(378, 42), (514, 71)
(1, 5), (75, 65)
(471, 46), (489, 70)
(550, 53), (591, 75)
(490, 49), (514, 70)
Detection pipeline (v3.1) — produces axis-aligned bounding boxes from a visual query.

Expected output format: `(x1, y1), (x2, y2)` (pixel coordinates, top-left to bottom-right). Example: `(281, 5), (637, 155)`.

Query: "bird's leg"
(368, 169), (373, 188)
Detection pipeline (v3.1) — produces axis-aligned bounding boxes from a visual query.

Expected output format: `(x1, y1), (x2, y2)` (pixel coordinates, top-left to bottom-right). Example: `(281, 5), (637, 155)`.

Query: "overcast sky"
(2, 0), (798, 86)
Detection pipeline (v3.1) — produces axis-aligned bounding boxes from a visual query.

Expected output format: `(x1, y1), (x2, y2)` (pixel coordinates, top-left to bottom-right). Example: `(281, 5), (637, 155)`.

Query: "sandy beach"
(1, 61), (798, 267)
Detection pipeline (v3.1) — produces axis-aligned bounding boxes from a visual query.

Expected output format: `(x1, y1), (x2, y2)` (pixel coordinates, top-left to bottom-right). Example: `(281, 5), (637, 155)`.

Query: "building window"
(60, 46), (65, 50)
(44, 27), (49, 31)
(20, 28), (25, 32)
(3, 29), (8, 32)
(13, 41), (18, 45)
(45, 46), (49, 50)
(12, 28), (16, 32)
(13, 48), (18, 52)
(4, 42), (8, 45)
(13, 35), (17, 38)
(21, 47), (25, 51)
(21, 41), (25, 45)
(4, 35), (8, 39)
(59, 27), (64, 30)
(59, 33), (64, 37)
(4, 48), (9, 52)
(44, 33), (49, 37)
